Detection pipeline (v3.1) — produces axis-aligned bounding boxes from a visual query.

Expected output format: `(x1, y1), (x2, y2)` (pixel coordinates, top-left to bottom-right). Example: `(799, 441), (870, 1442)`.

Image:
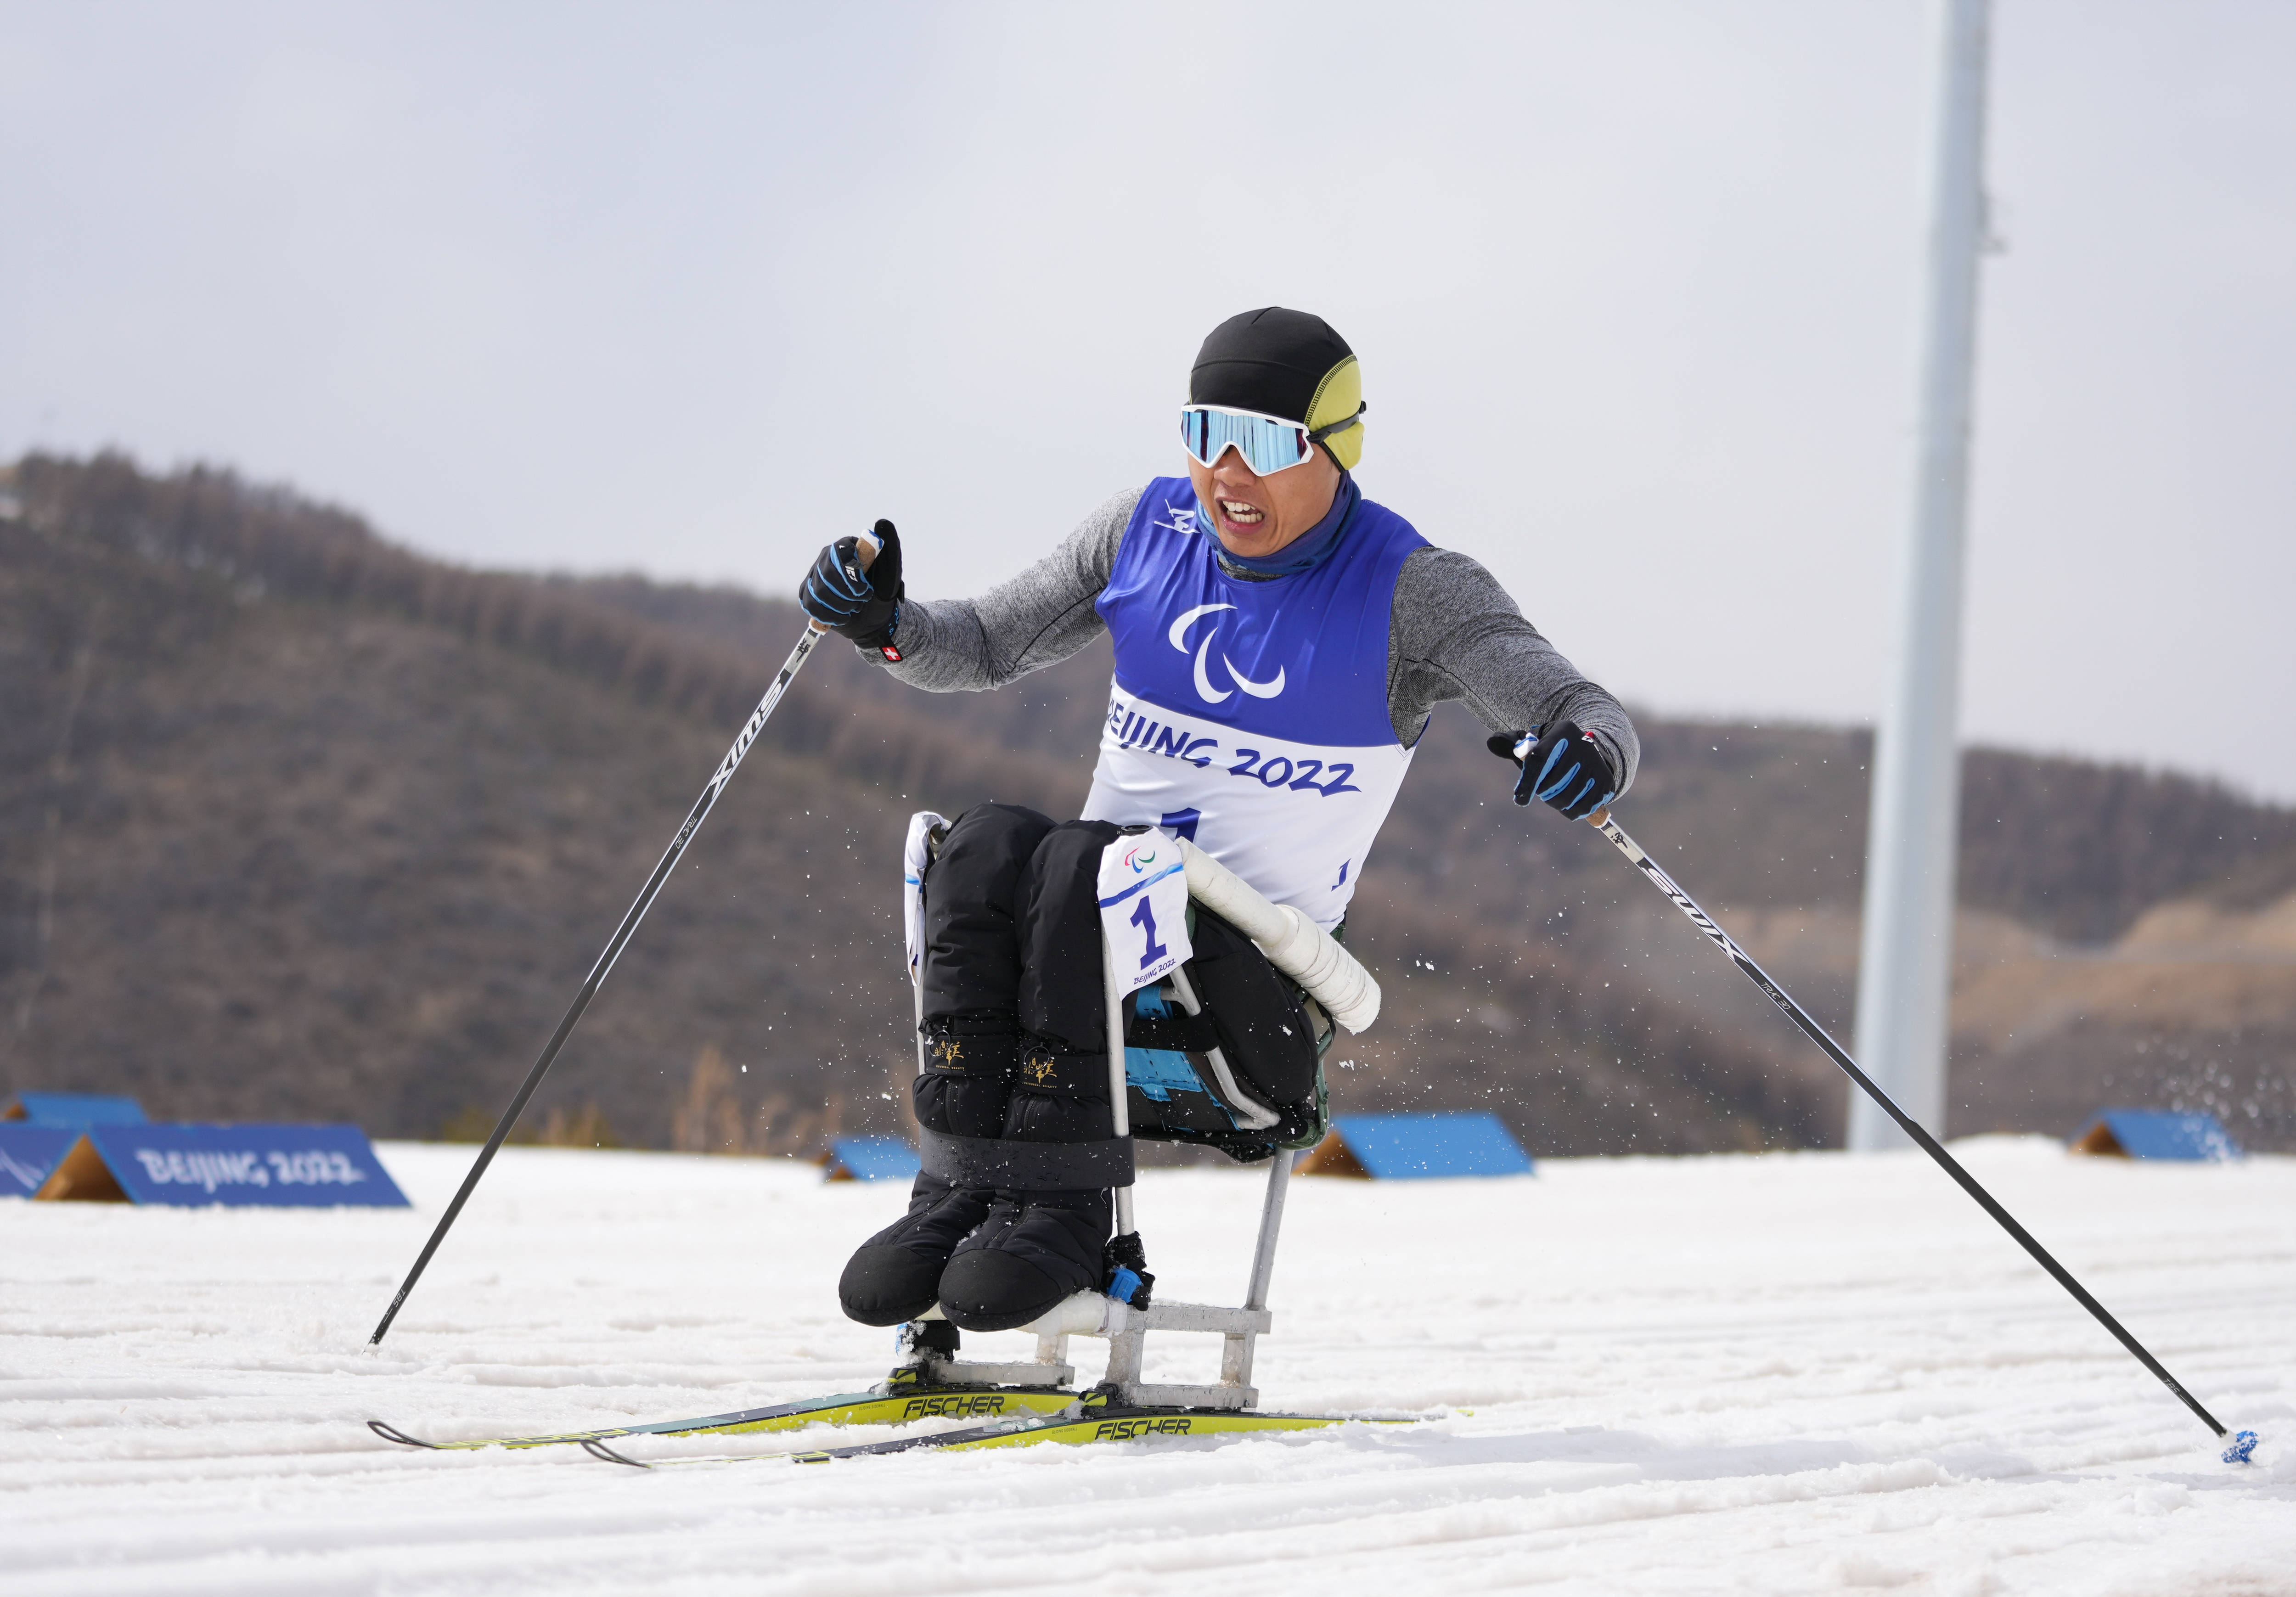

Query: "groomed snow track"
(3, 1140), (2289, 1594)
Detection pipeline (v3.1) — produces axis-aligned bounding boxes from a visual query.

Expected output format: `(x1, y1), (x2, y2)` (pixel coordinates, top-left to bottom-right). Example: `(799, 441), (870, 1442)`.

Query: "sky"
(3, 1), (2292, 801)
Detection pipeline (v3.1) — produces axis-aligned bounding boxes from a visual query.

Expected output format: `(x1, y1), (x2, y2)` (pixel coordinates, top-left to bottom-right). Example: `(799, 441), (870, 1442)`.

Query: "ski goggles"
(1179, 403), (1366, 477)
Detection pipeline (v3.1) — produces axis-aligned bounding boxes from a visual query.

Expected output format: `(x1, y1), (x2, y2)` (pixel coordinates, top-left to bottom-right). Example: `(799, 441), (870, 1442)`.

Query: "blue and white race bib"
(1096, 830), (1191, 995)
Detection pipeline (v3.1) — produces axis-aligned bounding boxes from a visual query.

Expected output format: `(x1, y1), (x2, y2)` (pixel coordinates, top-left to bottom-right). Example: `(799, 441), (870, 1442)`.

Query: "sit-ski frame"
(902, 868), (1291, 1413)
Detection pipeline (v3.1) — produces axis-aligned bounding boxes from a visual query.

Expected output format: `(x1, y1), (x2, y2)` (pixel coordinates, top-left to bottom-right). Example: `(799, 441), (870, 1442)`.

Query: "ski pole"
(369, 535), (876, 1346)
(1578, 804), (2256, 1463)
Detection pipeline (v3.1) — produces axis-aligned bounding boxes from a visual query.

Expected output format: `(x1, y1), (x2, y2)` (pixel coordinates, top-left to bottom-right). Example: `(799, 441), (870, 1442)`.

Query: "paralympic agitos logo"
(1168, 604), (1285, 706)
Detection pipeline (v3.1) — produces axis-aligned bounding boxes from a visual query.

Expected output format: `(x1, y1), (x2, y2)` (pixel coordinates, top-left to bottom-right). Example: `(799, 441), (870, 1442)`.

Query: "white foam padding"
(1177, 839), (1381, 1033)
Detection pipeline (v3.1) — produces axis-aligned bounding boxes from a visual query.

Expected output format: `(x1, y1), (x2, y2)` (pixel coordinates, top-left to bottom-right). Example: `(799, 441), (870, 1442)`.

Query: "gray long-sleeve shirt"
(861, 485), (1639, 794)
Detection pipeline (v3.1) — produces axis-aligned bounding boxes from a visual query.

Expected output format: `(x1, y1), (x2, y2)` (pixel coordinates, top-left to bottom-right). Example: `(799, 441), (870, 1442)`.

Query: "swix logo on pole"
(1167, 604), (1285, 706)
(705, 631), (818, 805)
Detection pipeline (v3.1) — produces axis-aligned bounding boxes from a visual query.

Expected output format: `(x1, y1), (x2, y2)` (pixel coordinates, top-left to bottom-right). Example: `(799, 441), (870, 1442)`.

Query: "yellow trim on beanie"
(1305, 355), (1365, 471)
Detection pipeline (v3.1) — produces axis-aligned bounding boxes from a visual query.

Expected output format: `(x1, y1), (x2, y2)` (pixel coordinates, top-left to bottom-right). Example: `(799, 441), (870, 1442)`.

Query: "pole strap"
(917, 1129), (1135, 1190)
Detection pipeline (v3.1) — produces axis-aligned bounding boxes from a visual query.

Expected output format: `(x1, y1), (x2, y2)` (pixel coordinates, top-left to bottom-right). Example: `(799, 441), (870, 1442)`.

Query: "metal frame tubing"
(1103, 934), (1138, 1237)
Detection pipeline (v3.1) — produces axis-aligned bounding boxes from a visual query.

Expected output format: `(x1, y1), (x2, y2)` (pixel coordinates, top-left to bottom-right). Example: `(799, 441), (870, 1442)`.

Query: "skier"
(799, 307), (1638, 1336)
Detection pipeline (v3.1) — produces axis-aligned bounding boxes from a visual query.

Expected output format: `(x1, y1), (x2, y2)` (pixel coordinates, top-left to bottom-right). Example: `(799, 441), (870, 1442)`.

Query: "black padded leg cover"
(844, 805), (1068, 1328)
(937, 820), (1121, 1332)
(1014, 819), (1126, 1058)
(913, 804), (1058, 1140)
(919, 804), (1057, 1029)
(912, 1028), (1017, 1141)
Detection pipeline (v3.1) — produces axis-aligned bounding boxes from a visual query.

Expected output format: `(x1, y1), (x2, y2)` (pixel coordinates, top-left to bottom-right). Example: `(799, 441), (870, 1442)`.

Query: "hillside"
(4, 454), (2291, 1151)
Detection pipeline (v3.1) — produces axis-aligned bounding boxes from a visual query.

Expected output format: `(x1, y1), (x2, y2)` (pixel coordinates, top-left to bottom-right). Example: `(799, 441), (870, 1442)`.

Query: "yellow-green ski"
(578, 1395), (1414, 1466)
(368, 1372), (1077, 1452)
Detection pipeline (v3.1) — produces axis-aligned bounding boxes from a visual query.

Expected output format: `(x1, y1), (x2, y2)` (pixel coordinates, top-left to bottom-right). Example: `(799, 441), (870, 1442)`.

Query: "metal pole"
(369, 535), (876, 1343)
(1852, 0), (1991, 1151)
(1587, 809), (2241, 1449)
(1244, 1155), (1290, 1313)
(1103, 935), (1137, 1238)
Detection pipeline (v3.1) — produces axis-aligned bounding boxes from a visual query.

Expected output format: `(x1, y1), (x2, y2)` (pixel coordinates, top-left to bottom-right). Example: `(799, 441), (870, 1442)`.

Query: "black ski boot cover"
(838, 1171), (990, 1326)
(840, 1014), (1014, 1327)
(937, 1186), (1112, 1333)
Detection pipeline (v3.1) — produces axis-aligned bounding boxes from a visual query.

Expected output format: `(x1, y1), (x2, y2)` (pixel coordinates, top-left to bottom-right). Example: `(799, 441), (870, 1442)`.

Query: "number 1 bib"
(1096, 831), (1191, 994)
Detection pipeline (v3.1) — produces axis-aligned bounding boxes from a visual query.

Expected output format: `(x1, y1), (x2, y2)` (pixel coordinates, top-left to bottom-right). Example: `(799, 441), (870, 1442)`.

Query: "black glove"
(1487, 720), (1617, 820)
(799, 518), (905, 660)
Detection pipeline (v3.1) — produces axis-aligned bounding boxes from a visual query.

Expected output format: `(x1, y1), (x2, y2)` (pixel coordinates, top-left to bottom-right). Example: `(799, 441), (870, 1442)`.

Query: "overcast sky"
(5, 1), (2291, 800)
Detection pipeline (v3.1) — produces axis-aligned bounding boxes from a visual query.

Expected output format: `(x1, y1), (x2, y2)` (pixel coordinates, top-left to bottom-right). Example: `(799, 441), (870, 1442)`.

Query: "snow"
(4, 1138), (2291, 1595)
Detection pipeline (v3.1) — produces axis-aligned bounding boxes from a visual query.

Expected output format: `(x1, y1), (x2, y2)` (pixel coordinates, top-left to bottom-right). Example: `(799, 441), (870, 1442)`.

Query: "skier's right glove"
(799, 518), (905, 661)
(1488, 720), (1617, 820)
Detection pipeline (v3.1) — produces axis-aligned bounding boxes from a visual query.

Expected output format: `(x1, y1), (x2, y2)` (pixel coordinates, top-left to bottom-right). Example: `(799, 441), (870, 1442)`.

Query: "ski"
(367, 1371), (1078, 1453)
(577, 1396), (1410, 1467)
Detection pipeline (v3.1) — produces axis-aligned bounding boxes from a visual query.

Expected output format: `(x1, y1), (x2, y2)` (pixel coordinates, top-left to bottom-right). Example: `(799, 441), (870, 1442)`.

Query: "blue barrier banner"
(5, 1091), (149, 1127)
(824, 1136), (920, 1182)
(0, 1125), (78, 1197)
(87, 1125), (410, 1208)
(1313, 1113), (1535, 1180)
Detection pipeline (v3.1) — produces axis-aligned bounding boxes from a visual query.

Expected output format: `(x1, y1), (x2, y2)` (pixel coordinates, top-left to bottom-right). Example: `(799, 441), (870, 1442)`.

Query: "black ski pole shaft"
(370, 600), (848, 1346)
(1584, 809), (2230, 1442)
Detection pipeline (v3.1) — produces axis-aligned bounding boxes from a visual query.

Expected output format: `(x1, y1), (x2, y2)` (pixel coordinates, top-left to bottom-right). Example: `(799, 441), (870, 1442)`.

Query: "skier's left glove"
(799, 518), (905, 661)
(1488, 720), (1617, 820)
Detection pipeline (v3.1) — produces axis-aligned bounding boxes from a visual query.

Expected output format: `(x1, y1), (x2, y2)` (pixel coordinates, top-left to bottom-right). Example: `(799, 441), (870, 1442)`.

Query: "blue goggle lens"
(1180, 407), (1312, 475)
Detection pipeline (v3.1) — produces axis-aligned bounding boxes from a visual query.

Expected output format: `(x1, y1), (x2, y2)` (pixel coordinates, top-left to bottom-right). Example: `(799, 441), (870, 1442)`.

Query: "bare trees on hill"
(5, 452), (2292, 1152)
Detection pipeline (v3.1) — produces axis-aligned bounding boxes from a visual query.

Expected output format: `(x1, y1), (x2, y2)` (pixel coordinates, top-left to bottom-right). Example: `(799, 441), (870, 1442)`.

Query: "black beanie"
(1190, 308), (1366, 469)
